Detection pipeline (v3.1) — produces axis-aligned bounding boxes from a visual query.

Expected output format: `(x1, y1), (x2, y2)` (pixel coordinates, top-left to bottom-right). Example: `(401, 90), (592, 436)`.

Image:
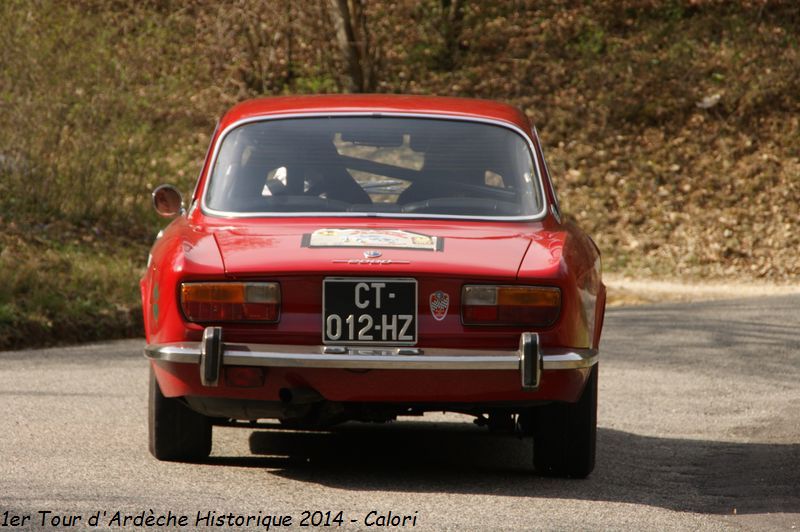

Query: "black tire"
(148, 367), (212, 461)
(532, 364), (597, 478)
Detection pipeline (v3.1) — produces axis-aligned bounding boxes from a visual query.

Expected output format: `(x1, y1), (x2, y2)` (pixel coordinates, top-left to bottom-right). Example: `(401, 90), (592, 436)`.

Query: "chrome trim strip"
(532, 125), (561, 223)
(144, 343), (597, 370)
(543, 351), (599, 369)
(199, 112), (549, 222)
(191, 120), (220, 203)
(331, 259), (411, 265)
(230, 352), (518, 370)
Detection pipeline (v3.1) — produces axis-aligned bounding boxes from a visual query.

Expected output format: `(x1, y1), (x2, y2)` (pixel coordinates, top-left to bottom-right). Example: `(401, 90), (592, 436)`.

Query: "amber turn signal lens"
(180, 282), (280, 323)
(462, 285), (560, 326)
(496, 286), (561, 307)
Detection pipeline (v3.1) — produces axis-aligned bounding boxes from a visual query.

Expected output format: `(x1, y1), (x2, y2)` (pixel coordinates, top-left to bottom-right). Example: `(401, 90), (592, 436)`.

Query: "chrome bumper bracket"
(520, 332), (541, 391)
(200, 326), (223, 387)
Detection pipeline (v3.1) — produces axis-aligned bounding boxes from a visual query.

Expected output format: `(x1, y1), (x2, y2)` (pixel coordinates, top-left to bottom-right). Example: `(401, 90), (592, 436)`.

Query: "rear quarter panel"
(517, 220), (605, 350)
(140, 218), (225, 344)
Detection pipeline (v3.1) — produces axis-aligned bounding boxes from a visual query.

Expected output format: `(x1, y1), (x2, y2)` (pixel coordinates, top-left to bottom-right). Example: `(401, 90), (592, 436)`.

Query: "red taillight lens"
(180, 282), (280, 322)
(462, 285), (560, 326)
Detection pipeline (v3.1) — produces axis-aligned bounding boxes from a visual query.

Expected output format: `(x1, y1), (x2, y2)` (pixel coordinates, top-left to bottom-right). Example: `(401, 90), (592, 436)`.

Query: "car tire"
(148, 367), (212, 462)
(531, 364), (597, 478)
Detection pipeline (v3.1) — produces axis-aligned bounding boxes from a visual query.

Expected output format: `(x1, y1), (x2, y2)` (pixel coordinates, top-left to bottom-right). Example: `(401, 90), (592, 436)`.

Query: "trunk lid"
(213, 220), (543, 280)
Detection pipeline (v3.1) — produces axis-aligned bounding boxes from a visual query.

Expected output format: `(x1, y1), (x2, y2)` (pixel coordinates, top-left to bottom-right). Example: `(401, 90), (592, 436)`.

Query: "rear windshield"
(204, 117), (543, 218)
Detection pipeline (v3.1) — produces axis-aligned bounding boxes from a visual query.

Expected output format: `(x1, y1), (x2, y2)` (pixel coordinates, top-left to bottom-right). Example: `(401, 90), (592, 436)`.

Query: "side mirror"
(152, 184), (184, 217)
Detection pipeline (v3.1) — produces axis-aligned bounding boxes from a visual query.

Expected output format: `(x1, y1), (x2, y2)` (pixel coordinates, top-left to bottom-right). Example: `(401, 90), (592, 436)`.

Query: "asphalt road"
(1, 295), (798, 530)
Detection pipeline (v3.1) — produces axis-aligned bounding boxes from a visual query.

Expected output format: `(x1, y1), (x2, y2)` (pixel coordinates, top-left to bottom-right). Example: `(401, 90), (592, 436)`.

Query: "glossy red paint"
(219, 94), (530, 132)
(213, 220), (538, 279)
(142, 94), (605, 417)
(143, 218), (593, 349)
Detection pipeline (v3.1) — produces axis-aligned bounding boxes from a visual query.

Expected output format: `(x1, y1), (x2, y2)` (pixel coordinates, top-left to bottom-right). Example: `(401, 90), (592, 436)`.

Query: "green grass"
(0, 229), (145, 349)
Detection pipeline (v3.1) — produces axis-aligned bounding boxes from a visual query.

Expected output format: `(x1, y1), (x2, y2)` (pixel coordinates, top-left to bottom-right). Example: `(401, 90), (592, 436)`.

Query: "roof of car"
(218, 94), (532, 132)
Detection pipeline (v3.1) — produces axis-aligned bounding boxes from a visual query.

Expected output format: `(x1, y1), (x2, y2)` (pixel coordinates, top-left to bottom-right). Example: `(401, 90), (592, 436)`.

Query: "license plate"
(323, 278), (417, 345)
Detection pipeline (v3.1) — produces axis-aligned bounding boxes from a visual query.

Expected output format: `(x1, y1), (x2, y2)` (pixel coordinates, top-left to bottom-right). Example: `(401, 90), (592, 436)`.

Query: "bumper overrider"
(144, 328), (597, 392)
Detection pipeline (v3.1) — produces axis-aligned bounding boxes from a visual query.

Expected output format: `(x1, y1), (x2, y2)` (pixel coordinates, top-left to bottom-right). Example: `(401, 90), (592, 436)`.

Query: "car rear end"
(143, 96), (604, 477)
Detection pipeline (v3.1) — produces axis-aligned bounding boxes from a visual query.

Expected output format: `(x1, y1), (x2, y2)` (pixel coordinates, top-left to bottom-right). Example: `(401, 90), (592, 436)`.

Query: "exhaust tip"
(278, 388), (293, 403)
(278, 387), (324, 405)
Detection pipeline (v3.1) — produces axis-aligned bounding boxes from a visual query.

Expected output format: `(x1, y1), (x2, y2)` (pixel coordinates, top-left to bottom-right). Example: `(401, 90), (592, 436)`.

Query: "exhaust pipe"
(278, 388), (323, 405)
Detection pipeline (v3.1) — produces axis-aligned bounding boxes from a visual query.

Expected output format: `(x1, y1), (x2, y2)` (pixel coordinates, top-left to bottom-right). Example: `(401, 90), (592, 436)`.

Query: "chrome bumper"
(144, 328), (598, 391)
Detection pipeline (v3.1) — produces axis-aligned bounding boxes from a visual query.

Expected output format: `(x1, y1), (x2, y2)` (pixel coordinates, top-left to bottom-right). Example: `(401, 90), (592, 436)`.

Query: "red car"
(142, 94), (605, 477)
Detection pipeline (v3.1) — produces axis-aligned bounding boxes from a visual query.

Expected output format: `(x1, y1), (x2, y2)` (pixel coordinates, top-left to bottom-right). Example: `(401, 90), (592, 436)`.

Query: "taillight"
(462, 285), (560, 326)
(180, 282), (280, 322)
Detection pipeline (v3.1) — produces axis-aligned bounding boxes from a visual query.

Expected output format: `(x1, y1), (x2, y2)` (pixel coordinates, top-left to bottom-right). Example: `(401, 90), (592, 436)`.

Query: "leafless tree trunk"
(438, 0), (465, 70)
(327, 0), (374, 92)
(285, 0), (295, 86)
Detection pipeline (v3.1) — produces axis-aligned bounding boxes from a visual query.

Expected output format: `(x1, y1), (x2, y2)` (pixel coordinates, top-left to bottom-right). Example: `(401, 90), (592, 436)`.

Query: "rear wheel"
(531, 364), (597, 478)
(148, 367), (212, 461)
